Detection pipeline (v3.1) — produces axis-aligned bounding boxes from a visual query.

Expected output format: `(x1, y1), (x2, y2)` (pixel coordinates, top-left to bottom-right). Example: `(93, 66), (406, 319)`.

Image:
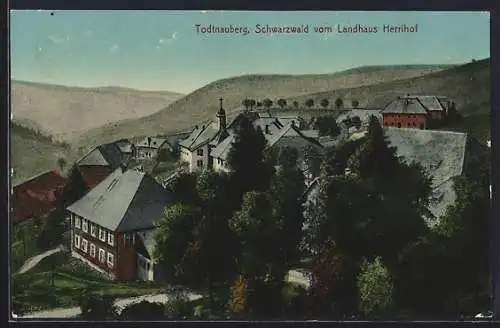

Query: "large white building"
(178, 99), (323, 177)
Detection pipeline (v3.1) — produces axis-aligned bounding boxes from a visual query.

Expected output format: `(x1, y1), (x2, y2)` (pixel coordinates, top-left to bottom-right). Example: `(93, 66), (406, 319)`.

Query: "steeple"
(216, 97), (227, 131)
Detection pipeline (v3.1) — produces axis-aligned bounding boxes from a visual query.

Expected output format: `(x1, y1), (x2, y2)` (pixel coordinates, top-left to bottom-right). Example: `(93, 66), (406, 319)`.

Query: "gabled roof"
(67, 168), (175, 232)
(115, 139), (135, 154)
(384, 127), (468, 223)
(382, 96), (449, 115)
(136, 137), (170, 150)
(268, 123), (324, 153)
(179, 123), (219, 151)
(77, 143), (123, 169)
(211, 134), (236, 160)
(78, 166), (114, 189)
(12, 170), (68, 223)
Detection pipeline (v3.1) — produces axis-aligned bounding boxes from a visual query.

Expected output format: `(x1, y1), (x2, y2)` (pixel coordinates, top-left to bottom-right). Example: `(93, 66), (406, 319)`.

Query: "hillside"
(75, 65), (451, 149)
(11, 123), (78, 185)
(11, 80), (184, 141)
(287, 58), (490, 142)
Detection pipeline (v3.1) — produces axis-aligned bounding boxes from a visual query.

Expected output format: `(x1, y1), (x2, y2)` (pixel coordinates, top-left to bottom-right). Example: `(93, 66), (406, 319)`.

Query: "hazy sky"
(10, 10), (490, 93)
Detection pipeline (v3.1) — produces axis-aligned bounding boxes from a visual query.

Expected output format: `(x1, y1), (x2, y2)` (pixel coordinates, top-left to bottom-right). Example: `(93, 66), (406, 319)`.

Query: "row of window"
(74, 234), (114, 268)
(74, 216), (114, 246)
(197, 149), (204, 156)
(385, 122), (424, 129)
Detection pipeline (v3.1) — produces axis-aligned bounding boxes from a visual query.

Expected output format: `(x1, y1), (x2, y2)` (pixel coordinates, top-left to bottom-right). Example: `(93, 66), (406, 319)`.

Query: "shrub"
(120, 300), (165, 320)
(79, 292), (117, 320)
(164, 291), (193, 319)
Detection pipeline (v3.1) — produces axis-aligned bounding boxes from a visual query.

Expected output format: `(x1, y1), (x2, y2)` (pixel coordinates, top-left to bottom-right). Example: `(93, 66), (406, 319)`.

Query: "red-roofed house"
(12, 170), (68, 225)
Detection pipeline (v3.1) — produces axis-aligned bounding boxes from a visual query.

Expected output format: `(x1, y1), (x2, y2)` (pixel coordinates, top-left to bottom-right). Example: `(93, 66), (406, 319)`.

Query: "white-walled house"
(179, 99), (230, 172)
(136, 137), (173, 160)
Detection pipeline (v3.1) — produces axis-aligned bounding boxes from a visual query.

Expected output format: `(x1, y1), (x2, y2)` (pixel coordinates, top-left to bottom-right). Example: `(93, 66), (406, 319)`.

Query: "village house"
(381, 95), (456, 130)
(114, 139), (136, 162)
(179, 99), (324, 182)
(76, 142), (128, 190)
(66, 165), (175, 281)
(11, 170), (68, 227)
(135, 137), (173, 160)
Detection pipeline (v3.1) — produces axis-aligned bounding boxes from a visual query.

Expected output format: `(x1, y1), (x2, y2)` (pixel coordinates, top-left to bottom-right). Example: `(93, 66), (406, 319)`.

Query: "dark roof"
(136, 137), (170, 150)
(178, 123), (219, 151)
(78, 166), (114, 189)
(382, 96), (449, 115)
(67, 168), (175, 232)
(114, 139), (135, 154)
(78, 143), (123, 169)
(12, 171), (68, 223)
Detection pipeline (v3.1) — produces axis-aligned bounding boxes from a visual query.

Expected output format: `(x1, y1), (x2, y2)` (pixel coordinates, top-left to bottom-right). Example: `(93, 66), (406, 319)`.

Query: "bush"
(164, 291), (193, 319)
(79, 292), (117, 320)
(120, 301), (165, 320)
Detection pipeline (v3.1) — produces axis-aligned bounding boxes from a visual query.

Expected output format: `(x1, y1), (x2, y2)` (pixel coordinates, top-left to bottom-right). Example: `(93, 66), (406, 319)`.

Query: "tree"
(268, 147), (306, 268)
(242, 98), (252, 111)
(357, 257), (394, 318)
(305, 99), (314, 109)
(57, 157), (67, 172)
(249, 99), (257, 110)
(59, 164), (88, 207)
(190, 171), (239, 312)
(164, 291), (193, 319)
(320, 98), (329, 109)
(293, 100), (299, 109)
(277, 98), (287, 109)
(227, 115), (274, 197)
(120, 301), (165, 320)
(351, 116), (362, 129)
(307, 238), (358, 319)
(334, 98), (344, 109)
(313, 117), (340, 137)
(263, 98), (273, 109)
(230, 191), (280, 280)
(227, 275), (250, 317)
(79, 293), (117, 320)
(168, 172), (200, 206)
(153, 204), (202, 283)
(37, 210), (66, 250)
(351, 99), (360, 108)
(256, 101), (263, 108)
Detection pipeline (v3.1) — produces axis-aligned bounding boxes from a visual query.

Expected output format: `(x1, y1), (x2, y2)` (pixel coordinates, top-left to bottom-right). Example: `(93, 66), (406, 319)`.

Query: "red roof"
(12, 171), (68, 224)
(78, 166), (113, 189)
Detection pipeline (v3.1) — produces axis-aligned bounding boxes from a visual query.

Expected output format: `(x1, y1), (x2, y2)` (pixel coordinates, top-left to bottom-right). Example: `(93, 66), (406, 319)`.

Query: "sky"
(10, 10), (490, 94)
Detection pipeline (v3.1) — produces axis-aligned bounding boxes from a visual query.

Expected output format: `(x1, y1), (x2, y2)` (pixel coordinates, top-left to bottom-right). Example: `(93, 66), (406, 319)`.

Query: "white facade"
(136, 253), (154, 281)
(180, 144), (211, 172)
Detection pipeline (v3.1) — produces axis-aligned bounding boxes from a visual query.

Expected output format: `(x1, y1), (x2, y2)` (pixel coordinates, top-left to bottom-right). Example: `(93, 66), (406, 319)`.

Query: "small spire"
(219, 98), (223, 109)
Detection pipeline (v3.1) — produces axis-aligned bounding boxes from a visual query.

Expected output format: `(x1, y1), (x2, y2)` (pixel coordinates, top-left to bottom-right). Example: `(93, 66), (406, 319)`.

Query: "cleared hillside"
(11, 123), (78, 185)
(287, 58), (490, 142)
(75, 65), (451, 149)
(11, 81), (184, 141)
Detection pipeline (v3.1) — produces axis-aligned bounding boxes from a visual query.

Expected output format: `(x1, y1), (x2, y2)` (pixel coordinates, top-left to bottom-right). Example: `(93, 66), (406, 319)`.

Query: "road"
(17, 246), (63, 274)
(17, 292), (203, 319)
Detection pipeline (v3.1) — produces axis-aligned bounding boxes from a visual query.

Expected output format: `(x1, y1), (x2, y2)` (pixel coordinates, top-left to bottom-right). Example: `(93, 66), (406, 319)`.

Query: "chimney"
(291, 120), (296, 127)
(120, 163), (127, 173)
(265, 125), (270, 134)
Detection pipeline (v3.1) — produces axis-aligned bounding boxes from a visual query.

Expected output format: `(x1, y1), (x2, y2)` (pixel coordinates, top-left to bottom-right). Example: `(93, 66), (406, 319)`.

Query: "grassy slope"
(11, 80), (184, 141)
(288, 59), (491, 141)
(11, 123), (77, 185)
(75, 65), (451, 149)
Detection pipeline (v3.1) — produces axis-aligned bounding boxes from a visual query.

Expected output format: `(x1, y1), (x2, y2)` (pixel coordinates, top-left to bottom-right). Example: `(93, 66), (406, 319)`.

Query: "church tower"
(216, 98), (227, 132)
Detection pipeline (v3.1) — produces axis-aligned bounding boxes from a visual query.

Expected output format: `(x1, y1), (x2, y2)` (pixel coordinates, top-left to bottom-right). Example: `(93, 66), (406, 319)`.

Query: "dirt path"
(17, 246), (63, 274)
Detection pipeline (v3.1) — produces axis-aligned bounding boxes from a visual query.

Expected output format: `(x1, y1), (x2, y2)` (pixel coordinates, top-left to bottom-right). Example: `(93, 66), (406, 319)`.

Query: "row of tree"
(242, 98), (360, 111)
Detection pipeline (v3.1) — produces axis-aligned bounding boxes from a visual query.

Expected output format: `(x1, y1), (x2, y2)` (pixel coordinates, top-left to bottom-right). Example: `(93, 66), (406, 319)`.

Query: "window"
(99, 228), (106, 241)
(74, 234), (81, 249)
(90, 243), (96, 257)
(90, 224), (96, 237)
(108, 233), (114, 246)
(82, 219), (88, 233)
(196, 160), (203, 168)
(75, 216), (81, 229)
(197, 149), (203, 156)
(107, 253), (114, 268)
(81, 238), (88, 253)
(98, 248), (105, 263)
